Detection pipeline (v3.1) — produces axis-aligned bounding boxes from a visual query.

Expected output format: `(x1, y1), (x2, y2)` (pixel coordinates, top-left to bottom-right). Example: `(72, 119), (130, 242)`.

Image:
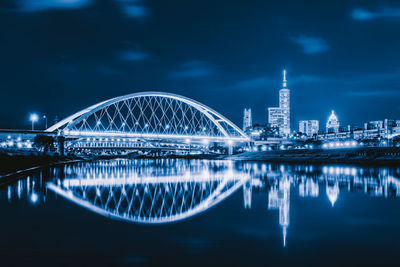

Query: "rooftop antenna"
(283, 69), (287, 88)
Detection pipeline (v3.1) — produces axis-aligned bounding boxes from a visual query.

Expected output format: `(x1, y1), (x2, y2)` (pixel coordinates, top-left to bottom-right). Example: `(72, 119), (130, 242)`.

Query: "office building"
(242, 108), (252, 131)
(299, 120), (319, 137)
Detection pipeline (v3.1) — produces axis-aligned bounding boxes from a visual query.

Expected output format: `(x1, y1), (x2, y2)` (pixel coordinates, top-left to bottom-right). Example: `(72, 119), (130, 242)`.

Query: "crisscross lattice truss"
(46, 92), (249, 143)
(47, 159), (249, 223)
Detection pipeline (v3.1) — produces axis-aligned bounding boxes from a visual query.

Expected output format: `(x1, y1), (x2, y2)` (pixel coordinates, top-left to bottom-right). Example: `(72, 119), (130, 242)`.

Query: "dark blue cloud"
(118, 50), (150, 61)
(233, 74), (324, 90)
(351, 7), (400, 21)
(292, 35), (329, 54)
(170, 61), (212, 78)
(115, 0), (150, 18)
(16, 0), (91, 12)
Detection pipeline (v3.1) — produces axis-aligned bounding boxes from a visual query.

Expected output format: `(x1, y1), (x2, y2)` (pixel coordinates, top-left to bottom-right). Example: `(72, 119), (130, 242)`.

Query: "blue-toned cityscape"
(2, 0), (400, 266)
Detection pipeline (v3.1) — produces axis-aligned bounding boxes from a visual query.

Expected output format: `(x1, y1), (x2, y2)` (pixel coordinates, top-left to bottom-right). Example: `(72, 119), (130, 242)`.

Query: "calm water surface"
(1, 159), (400, 266)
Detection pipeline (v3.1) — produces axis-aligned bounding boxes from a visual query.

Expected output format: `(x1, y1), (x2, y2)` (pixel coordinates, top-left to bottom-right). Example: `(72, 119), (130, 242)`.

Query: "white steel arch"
(47, 91), (249, 142)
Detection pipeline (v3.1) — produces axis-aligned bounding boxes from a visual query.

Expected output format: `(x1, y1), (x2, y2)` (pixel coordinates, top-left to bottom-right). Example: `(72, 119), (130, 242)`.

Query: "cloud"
(170, 61), (213, 78)
(232, 74), (325, 90)
(345, 90), (395, 97)
(351, 7), (400, 21)
(118, 50), (150, 61)
(16, 0), (92, 12)
(292, 74), (324, 83)
(234, 77), (275, 89)
(292, 35), (330, 54)
(114, 0), (150, 18)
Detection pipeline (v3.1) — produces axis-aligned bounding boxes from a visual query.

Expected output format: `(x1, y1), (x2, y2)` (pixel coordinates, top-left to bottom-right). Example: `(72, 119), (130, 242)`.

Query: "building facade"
(326, 110), (339, 133)
(299, 120), (319, 137)
(243, 108), (252, 131)
(268, 70), (290, 136)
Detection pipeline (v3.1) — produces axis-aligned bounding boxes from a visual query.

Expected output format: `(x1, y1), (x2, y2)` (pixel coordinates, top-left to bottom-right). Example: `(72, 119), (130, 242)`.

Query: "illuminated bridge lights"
(47, 92), (249, 150)
(322, 141), (358, 149)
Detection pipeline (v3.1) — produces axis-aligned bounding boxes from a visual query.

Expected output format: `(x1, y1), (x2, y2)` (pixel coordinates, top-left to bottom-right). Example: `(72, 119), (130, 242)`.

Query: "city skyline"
(1, 0), (400, 130)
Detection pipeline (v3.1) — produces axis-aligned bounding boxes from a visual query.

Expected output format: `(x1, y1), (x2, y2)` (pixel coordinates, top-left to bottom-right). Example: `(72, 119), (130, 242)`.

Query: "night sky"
(1, 0), (400, 130)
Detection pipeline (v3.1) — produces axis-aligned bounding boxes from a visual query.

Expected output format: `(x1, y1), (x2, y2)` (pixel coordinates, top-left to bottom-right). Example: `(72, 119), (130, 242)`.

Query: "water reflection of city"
(4, 159), (400, 247)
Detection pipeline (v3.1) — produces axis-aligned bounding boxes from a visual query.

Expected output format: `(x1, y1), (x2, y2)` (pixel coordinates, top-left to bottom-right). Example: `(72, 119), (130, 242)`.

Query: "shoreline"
(226, 147), (400, 166)
(1, 147), (400, 184)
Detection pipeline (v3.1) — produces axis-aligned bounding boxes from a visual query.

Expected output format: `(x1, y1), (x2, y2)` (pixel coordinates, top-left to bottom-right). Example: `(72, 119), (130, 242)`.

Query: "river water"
(1, 159), (400, 266)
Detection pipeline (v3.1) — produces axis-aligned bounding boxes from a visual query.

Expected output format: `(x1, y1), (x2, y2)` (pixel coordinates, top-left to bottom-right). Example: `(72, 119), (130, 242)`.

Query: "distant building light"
(30, 193), (38, 204)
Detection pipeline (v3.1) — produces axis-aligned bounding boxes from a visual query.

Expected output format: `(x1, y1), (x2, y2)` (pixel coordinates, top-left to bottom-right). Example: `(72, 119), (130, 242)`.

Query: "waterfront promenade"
(227, 147), (400, 165)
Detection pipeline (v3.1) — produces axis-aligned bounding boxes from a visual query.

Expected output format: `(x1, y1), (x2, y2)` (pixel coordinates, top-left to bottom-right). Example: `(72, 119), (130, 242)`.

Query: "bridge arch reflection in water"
(47, 159), (250, 224)
(11, 160), (399, 247)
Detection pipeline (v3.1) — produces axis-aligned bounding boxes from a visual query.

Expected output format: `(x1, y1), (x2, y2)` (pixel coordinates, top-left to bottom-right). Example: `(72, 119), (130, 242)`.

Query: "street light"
(42, 115), (47, 129)
(30, 113), (39, 130)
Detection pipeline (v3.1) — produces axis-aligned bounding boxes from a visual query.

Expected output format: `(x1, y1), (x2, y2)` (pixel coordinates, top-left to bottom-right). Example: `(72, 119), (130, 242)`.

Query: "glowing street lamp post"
(42, 115), (47, 129)
(30, 114), (39, 130)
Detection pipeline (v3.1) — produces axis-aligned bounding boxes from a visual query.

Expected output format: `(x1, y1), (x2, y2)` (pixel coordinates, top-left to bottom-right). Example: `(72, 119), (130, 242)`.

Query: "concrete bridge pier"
(57, 136), (65, 156)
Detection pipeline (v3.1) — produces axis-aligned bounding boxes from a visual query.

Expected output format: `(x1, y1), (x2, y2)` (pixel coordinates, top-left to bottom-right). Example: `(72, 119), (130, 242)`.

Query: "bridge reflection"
(47, 160), (248, 223)
(4, 160), (400, 247)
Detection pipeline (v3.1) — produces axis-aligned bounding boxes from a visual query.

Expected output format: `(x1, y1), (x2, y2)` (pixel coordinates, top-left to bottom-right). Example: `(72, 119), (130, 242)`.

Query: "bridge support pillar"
(228, 145), (233, 155)
(57, 136), (65, 156)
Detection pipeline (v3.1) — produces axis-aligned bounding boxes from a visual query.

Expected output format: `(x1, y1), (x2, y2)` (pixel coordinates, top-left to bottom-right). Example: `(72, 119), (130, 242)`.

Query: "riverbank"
(226, 147), (400, 166)
(0, 149), (89, 186)
(0, 149), (222, 182)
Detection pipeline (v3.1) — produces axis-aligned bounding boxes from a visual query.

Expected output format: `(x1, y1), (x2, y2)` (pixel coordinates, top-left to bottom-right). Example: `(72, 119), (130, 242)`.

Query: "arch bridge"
(45, 92), (249, 153)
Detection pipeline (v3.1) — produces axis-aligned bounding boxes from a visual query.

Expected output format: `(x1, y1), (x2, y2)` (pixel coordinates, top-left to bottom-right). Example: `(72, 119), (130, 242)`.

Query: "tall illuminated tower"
(279, 70), (290, 135)
(268, 70), (290, 136)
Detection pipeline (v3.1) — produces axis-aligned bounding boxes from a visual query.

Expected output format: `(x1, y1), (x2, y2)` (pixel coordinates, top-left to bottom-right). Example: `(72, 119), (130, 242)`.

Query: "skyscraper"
(268, 70), (290, 136)
(242, 108), (252, 131)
